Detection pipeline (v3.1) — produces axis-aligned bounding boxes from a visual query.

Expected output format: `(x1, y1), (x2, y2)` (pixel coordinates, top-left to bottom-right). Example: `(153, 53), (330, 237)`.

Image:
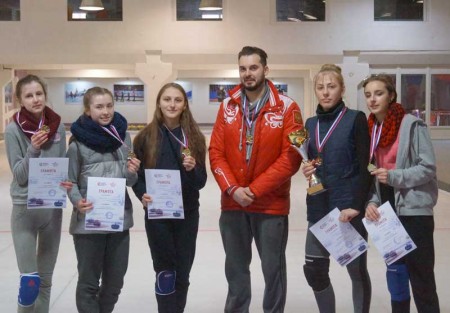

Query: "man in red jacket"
(209, 46), (303, 313)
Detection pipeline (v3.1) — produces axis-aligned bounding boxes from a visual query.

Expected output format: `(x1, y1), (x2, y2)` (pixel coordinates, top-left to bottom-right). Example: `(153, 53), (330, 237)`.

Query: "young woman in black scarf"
(67, 87), (140, 313)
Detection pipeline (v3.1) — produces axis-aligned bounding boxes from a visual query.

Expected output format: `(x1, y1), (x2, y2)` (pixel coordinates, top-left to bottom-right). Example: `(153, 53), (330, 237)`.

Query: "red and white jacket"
(209, 80), (303, 215)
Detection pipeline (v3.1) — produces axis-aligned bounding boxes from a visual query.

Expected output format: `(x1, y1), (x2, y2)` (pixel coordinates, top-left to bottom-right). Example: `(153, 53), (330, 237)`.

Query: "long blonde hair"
(133, 83), (206, 168)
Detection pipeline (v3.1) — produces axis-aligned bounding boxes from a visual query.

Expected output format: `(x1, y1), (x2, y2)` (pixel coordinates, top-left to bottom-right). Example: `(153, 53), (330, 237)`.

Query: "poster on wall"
(274, 84), (288, 96)
(65, 82), (95, 104)
(4, 81), (16, 128)
(4, 81), (14, 113)
(113, 84), (144, 105)
(174, 81), (193, 104)
(209, 84), (238, 104)
(4, 81), (13, 104)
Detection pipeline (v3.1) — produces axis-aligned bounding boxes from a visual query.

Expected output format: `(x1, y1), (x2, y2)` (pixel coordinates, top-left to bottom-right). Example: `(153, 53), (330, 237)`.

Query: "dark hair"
(238, 46), (268, 67)
(83, 87), (114, 114)
(133, 83), (206, 169)
(15, 74), (48, 101)
(314, 64), (345, 89)
(362, 74), (397, 104)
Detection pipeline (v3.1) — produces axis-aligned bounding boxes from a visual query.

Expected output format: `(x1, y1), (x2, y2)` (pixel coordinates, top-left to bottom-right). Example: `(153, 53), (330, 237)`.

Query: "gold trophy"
(288, 129), (326, 196)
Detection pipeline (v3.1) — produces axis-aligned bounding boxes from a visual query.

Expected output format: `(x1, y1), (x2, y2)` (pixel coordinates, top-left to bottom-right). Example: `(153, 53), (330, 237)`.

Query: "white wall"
(1, 1), (450, 64)
(1, 0), (450, 136)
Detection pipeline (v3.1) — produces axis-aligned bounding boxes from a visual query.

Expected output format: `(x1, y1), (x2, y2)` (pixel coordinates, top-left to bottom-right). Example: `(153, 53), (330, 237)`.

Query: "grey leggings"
(305, 222), (372, 313)
(11, 204), (62, 313)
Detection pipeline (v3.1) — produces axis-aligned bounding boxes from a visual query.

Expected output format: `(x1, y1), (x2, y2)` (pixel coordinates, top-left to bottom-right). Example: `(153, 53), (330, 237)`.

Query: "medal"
(246, 134), (253, 144)
(39, 125), (50, 133)
(315, 155), (323, 166)
(182, 148), (191, 158)
(367, 163), (377, 172)
(127, 150), (136, 160)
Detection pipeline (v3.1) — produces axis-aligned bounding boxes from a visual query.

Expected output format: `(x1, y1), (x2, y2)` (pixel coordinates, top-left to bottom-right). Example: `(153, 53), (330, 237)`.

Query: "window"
(0, 0), (20, 21)
(431, 75), (450, 126)
(401, 74), (426, 120)
(374, 0), (424, 21)
(276, 0), (325, 22)
(177, 0), (223, 21)
(68, 0), (122, 21)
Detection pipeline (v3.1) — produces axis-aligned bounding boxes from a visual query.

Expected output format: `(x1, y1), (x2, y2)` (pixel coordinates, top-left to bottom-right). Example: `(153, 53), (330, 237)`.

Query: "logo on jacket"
(223, 102), (238, 124)
(264, 112), (283, 128)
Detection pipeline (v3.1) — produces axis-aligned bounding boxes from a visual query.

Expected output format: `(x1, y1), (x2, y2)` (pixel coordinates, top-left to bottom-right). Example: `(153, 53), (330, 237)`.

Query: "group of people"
(5, 45), (440, 313)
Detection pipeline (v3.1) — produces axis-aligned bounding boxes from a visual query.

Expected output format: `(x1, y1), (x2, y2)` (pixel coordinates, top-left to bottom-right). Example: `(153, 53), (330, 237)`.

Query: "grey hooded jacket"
(367, 114), (438, 216)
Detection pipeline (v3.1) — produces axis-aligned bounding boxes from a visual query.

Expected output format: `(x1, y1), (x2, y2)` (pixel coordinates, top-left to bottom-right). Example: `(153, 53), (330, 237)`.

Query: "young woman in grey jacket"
(66, 87), (140, 313)
(5, 74), (72, 313)
(364, 74), (440, 313)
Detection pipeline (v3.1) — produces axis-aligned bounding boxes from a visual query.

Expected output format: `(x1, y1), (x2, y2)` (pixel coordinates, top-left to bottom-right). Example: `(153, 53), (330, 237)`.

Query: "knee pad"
(155, 270), (176, 295)
(18, 272), (40, 307)
(386, 263), (410, 302)
(303, 257), (331, 292)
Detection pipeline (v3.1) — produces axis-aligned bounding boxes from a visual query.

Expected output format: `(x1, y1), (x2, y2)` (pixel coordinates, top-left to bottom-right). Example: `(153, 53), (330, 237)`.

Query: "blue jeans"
(73, 231), (130, 313)
(219, 210), (289, 313)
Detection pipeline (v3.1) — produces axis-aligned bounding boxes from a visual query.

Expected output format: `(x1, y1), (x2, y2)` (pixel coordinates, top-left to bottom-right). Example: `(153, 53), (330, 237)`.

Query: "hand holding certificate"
(310, 208), (369, 266)
(145, 169), (184, 219)
(85, 177), (126, 231)
(362, 201), (416, 265)
(28, 158), (69, 209)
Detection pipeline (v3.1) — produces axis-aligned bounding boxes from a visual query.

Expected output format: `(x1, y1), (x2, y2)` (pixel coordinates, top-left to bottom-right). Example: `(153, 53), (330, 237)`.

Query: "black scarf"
(70, 112), (128, 153)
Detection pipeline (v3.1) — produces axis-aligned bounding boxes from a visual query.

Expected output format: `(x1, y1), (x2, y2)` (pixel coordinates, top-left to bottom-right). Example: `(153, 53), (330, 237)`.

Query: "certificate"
(85, 177), (126, 232)
(28, 158), (69, 209)
(363, 201), (416, 265)
(310, 208), (369, 266)
(145, 169), (184, 219)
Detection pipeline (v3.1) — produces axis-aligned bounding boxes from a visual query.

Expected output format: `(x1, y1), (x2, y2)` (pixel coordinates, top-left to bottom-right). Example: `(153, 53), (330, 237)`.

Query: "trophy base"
(307, 184), (326, 196)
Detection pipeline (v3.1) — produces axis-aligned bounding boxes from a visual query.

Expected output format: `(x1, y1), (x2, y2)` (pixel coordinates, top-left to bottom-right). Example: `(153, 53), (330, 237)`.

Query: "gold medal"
(182, 148), (191, 158)
(127, 150), (136, 160)
(246, 135), (254, 144)
(315, 156), (323, 166)
(39, 125), (50, 133)
(367, 163), (377, 172)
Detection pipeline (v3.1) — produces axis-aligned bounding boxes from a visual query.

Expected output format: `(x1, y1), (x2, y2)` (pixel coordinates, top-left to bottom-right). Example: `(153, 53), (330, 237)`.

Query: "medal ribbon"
(369, 122), (383, 163)
(15, 111), (44, 135)
(315, 106), (347, 154)
(242, 95), (264, 131)
(101, 125), (131, 151)
(164, 125), (188, 149)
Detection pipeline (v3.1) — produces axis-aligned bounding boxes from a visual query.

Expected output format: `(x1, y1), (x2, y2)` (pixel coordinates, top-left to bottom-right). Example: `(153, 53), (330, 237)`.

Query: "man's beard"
(243, 77), (265, 92)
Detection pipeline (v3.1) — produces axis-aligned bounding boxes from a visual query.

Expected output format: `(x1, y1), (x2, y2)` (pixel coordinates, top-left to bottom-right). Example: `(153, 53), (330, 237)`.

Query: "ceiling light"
(79, 0), (104, 11)
(199, 0), (222, 11)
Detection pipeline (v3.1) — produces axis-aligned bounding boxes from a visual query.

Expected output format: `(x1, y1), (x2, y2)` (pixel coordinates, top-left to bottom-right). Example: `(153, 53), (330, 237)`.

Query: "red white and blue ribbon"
(15, 111), (44, 135)
(315, 106), (348, 154)
(164, 124), (188, 149)
(101, 125), (131, 150)
(369, 121), (383, 163)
